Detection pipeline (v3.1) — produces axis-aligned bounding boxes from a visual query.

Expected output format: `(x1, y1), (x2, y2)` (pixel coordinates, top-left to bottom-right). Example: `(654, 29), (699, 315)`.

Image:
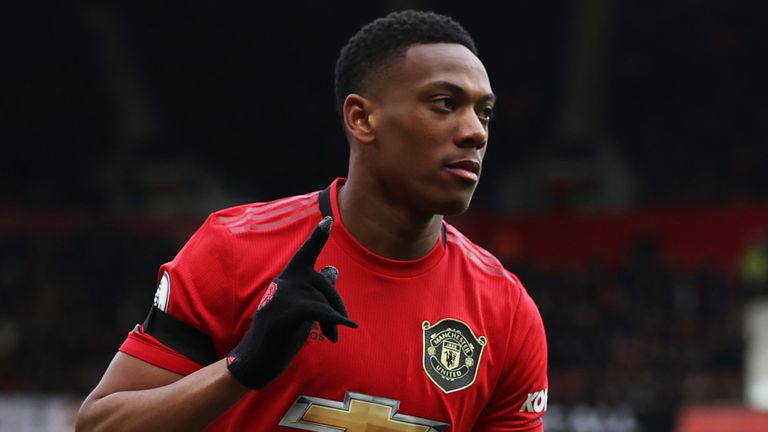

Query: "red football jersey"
(120, 178), (548, 431)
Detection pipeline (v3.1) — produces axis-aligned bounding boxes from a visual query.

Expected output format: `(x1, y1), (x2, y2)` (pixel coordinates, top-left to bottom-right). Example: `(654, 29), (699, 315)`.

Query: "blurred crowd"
(511, 238), (758, 430)
(0, 223), (178, 395)
(4, 2), (766, 213)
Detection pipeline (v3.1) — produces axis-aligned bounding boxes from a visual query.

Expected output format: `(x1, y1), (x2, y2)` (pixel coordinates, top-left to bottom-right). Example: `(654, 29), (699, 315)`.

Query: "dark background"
(2, 1), (767, 431)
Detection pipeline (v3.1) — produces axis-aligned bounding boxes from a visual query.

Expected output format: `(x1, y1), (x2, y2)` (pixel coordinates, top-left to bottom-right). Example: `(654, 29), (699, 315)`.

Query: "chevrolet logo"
(279, 392), (449, 431)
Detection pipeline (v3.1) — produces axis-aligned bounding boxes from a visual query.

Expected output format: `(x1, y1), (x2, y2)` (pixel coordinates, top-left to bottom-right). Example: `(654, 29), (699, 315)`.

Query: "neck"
(338, 176), (443, 261)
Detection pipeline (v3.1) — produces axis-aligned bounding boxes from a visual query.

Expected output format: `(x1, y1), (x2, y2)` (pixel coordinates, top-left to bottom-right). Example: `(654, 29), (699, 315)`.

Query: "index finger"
(288, 216), (333, 269)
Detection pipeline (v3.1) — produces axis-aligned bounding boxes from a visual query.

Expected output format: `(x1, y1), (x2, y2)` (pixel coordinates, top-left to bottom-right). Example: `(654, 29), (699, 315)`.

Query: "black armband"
(142, 306), (218, 366)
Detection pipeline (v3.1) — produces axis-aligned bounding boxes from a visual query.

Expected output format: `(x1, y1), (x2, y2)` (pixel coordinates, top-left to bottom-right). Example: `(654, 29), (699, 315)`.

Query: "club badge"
(422, 318), (487, 393)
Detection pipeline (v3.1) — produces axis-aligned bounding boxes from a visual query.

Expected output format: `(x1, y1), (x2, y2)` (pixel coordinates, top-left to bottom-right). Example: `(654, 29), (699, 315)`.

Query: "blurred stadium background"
(2, 1), (768, 431)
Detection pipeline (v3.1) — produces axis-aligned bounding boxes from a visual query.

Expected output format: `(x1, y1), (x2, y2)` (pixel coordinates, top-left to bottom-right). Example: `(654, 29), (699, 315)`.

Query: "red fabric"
(119, 179), (548, 431)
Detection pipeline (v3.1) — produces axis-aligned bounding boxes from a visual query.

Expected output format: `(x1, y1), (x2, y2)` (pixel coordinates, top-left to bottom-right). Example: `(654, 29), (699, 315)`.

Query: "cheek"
(377, 113), (434, 159)
(371, 107), (454, 185)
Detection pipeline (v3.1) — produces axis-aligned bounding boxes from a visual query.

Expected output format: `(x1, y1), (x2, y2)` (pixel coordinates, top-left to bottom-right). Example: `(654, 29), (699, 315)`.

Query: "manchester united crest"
(422, 319), (487, 393)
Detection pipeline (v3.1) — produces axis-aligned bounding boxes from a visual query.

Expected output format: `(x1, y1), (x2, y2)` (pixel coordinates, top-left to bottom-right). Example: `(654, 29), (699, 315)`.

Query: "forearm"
(76, 359), (248, 432)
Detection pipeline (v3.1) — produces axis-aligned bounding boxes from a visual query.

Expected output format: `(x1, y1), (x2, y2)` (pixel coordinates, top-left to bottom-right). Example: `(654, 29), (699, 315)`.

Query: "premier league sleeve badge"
(422, 319), (487, 393)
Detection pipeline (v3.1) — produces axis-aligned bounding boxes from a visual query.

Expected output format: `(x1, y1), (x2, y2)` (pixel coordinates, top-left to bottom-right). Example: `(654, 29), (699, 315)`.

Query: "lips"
(444, 159), (481, 182)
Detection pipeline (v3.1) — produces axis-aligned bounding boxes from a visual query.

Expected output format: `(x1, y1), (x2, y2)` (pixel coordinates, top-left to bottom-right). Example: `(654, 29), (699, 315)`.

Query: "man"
(76, 10), (548, 431)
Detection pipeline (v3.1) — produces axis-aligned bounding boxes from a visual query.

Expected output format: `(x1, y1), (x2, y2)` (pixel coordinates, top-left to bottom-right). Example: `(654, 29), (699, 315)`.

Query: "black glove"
(227, 216), (357, 389)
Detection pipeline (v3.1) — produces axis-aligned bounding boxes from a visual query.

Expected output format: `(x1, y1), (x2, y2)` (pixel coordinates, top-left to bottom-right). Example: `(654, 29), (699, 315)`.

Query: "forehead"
(383, 43), (492, 95)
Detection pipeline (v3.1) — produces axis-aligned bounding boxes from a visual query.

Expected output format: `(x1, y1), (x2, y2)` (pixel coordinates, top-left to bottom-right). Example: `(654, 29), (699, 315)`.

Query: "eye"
(477, 106), (495, 124)
(431, 96), (456, 112)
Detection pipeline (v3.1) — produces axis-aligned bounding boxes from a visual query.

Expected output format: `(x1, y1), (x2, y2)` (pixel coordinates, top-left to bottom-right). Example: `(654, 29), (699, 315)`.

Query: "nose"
(455, 108), (487, 149)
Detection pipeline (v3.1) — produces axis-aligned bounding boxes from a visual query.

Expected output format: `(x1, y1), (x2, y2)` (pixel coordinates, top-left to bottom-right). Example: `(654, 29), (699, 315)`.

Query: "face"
(361, 43), (495, 216)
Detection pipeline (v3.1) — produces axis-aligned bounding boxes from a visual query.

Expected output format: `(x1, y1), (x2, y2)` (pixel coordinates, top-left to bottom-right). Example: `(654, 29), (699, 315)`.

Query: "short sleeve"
(119, 213), (234, 375)
(474, 275), (549, 431)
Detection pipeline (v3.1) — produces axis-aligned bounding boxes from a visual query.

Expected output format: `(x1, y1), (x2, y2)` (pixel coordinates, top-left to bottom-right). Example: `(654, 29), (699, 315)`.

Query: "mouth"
(444, 159), (481, 183)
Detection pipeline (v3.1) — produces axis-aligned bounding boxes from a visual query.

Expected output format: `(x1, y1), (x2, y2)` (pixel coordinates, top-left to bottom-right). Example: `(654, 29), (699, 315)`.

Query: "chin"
(440, 200), (472, 216)
(430, 193), (474, 216)
(404, 178), (476, 216)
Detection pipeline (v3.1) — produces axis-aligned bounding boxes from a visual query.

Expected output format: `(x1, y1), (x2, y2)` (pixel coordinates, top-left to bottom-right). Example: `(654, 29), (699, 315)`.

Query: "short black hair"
(334, 10), (478, 117)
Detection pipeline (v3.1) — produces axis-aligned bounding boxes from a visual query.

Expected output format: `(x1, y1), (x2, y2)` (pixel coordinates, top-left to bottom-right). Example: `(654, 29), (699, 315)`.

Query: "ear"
(342, 93), (375, 144)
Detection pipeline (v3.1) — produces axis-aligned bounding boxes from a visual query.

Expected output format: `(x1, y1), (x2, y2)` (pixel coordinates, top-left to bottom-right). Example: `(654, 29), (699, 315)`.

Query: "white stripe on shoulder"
(224, 197), (317, 229)
(216, 192), (318, 225)
(445, 227), (502, 268)
(446, 236), (506, 276)
(228, 204), (318, 234)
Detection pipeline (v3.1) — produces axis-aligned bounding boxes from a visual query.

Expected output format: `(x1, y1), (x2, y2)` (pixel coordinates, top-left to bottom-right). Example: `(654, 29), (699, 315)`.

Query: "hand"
(226, 216), (357, 389)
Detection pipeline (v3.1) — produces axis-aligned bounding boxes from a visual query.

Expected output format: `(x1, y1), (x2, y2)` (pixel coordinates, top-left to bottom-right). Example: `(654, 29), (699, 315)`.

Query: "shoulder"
(444, 223), (517, 282)
(156, 190), (323, 330)
(182, 191), (322, 253)
(443, 222), (534, 310)
(206, 191), (321, 235)
(170, 190), (322, 275)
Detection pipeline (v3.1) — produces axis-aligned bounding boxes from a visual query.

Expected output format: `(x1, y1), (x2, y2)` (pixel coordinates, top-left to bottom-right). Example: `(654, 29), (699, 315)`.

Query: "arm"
(77, 216), (355, 431)
(76, 353), (248, 432)
(473, 277), (549, 432)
